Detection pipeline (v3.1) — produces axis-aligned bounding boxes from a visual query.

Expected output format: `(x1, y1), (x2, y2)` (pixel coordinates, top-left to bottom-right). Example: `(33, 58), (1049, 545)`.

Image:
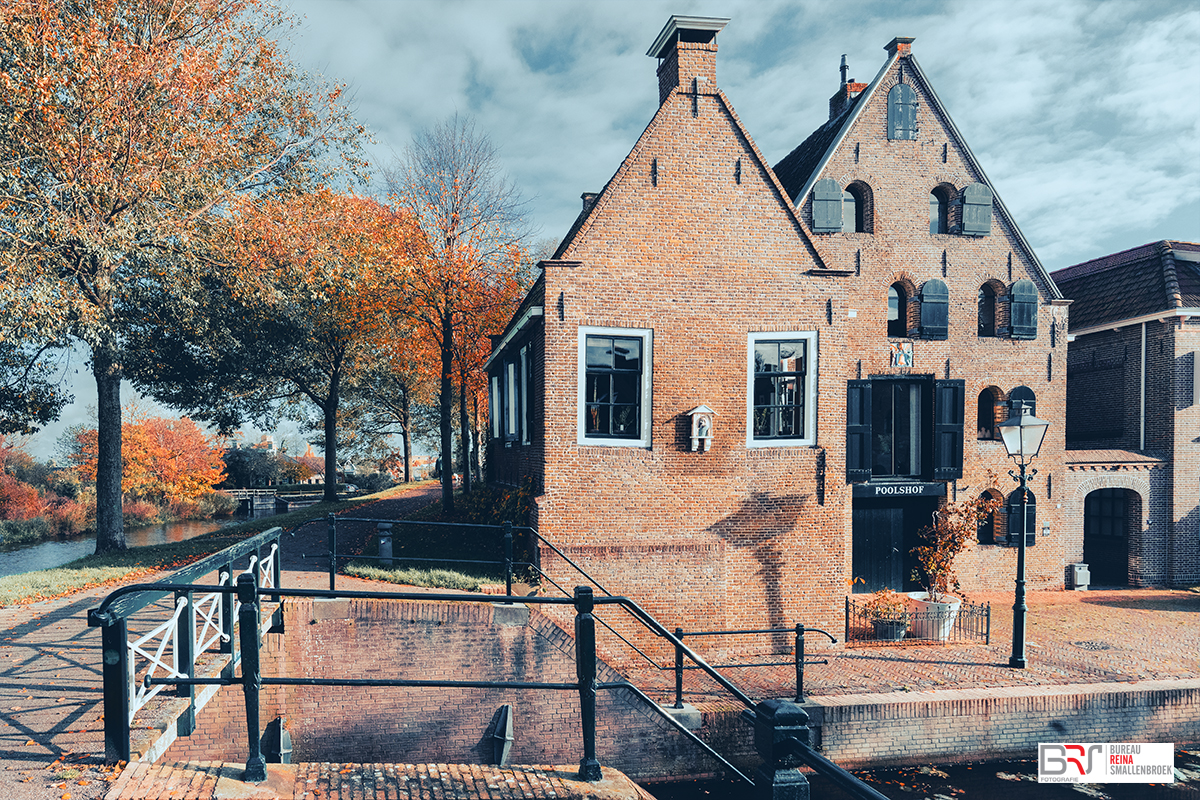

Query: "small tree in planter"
(908, 489), (1001, 638)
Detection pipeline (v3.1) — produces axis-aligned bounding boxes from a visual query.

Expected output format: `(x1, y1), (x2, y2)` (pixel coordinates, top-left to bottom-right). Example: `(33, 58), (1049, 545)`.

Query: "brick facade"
(1055, 241), (1200, 587)
(487, 18), (1073, 657)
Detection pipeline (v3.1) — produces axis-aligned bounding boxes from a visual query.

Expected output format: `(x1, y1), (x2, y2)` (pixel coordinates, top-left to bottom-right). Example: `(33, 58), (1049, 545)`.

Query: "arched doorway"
(1083, 488), (1138, 586)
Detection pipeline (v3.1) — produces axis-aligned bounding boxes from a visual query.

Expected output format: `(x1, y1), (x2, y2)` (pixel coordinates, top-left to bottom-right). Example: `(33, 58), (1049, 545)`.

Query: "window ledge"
(806, 268), (855, 277)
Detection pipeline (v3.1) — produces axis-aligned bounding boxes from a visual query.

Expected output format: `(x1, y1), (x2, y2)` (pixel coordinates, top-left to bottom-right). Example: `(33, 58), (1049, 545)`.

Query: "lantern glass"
(997, 402), (1049, 460)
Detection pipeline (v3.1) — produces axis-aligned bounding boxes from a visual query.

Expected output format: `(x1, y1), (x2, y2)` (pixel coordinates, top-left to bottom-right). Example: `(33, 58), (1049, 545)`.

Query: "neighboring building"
(486, 17), (1071, 640)
(1055, 241), (1200, 587)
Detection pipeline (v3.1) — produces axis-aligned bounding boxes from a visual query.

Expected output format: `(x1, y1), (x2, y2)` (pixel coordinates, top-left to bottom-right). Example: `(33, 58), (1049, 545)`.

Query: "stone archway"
(1069, 474), (1150, 587)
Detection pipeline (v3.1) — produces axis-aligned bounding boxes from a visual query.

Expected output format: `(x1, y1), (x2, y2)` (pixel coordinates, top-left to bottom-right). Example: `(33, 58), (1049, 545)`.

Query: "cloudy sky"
(22, 0), (1200, 458)
(285, 0), (1199, 269)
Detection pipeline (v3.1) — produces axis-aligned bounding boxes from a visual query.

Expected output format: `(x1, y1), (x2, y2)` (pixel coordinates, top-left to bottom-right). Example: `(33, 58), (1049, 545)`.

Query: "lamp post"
(996, 400), (1049, 669)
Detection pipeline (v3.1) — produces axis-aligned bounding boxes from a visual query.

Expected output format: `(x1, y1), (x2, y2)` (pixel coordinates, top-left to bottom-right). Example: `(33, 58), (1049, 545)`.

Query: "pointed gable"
(774, 36), (1062, 301)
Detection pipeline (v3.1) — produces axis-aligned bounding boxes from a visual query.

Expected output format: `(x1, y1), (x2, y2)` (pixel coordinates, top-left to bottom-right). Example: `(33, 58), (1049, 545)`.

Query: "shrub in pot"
(861, 588), (910, 641)
(909, 490), (1001, 639)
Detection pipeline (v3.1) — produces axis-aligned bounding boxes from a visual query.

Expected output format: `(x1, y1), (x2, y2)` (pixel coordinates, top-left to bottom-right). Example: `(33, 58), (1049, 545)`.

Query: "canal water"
(646, 752), (1199, 798)
(0, 517), (240, 578)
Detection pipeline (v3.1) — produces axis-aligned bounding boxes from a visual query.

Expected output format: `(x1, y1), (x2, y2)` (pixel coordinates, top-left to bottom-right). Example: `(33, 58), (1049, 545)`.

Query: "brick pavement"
(104, 761), (656, 800)
(1, 487), (1196, 800)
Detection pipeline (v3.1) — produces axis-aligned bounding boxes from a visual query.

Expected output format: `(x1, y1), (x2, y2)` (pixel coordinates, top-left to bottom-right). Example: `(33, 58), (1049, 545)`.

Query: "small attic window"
(887, 83), (917, 140)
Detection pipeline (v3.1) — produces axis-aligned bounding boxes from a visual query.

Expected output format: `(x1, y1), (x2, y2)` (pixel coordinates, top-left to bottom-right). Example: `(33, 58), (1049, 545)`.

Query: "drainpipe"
(1140, 322), (1146, 451)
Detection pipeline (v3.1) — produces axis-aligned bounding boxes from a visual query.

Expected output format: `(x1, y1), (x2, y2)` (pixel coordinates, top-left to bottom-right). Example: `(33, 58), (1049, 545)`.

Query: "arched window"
(977, 489), (1003, 544)
(929, 188), (950, 234)
(1005, 488), (1037, 546)
(977, 389), (997, 440)
(1009, 385), (1036, 416)
(842, 189), (862, 232)
(887, 284), (907, 338)
(887, 83), (917, 140)
(978, 285), (996, 337)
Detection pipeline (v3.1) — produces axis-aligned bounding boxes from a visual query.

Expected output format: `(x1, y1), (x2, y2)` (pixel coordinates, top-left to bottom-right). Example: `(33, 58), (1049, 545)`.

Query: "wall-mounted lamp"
(686, 406), (716, 452)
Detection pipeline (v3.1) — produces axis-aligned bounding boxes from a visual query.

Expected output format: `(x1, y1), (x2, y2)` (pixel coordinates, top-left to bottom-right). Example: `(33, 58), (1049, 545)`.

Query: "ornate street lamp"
(996, 400), (1050, 669)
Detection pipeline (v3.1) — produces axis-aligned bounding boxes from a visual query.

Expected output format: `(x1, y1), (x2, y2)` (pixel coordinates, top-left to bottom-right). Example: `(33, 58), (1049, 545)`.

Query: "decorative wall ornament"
(686, 405), (716, 452)
(890, 341), (913, 368)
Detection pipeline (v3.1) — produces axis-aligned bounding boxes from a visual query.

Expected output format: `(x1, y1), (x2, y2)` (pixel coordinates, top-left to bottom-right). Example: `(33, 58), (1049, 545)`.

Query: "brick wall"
(164, 598), (713, 782)
(807, 680), (1200, 768)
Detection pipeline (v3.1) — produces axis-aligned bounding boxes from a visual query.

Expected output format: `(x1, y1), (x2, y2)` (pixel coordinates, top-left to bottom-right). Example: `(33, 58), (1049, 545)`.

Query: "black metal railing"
(669, 624), (836, 705)
(90, 522), (890, 798)
(845, 596), (991, 646)
(86, 527), (285, 763)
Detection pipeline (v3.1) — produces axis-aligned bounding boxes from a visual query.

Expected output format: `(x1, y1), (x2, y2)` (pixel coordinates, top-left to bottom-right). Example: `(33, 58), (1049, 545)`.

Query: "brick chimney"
(647, 15), (729, 106)
(885, 36), (915, 58)
(829, 80), (868, 119)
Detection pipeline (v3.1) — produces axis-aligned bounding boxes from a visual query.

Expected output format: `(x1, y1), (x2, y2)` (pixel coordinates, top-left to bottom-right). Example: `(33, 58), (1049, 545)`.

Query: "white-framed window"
(490, 375), (501, 439)
(577, 326), (653, 447)
(505, 359), (518, 440)
(747, 331), (817, 447)
(519, 344), (531, 445)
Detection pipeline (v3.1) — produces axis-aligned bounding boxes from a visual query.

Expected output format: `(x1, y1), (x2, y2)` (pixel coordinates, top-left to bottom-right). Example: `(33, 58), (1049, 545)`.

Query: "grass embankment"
(342, 496), (536, 592)
(0, 483), (428, 607)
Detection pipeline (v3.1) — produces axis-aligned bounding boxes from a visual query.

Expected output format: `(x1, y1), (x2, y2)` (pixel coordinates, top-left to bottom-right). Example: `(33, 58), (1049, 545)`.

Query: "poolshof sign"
(853, 482), (947, 498)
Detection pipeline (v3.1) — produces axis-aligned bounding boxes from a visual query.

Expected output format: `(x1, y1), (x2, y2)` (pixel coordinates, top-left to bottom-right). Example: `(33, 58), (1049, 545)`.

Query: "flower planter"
(871, 618), (908, 641)
(907, 592), (961, 640)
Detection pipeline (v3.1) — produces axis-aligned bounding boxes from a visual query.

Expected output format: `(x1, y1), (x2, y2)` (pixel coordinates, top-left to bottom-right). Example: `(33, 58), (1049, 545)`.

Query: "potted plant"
(908, 490), (1001, 639)
(861, 589), (910, 641)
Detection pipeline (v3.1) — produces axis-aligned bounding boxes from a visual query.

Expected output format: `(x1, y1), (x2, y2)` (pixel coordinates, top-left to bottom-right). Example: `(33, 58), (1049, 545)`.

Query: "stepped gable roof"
(1052, 241), (1200, 330)
(773, 38), (1062, 301)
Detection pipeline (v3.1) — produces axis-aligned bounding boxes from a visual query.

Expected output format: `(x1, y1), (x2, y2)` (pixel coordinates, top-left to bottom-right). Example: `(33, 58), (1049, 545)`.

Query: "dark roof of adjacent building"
(774, 96), (861, 203)
(1052, 241), (1200, 330)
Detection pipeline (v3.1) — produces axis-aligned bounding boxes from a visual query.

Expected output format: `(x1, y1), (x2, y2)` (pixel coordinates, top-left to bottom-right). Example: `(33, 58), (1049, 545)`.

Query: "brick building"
(1054, 241), (1200, 587)
(486, 16), (1072, 642)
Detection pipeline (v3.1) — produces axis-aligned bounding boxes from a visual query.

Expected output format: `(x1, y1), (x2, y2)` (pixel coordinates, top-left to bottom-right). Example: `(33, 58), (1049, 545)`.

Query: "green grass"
(342, 563), (496, 591)
(0, 482), (433, 607)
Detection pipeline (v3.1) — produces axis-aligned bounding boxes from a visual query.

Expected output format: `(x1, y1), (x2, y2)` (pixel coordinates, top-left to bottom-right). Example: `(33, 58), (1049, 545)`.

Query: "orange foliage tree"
(0, 0), (364, 552)
(68, 413), (227, 503)
(124, 190), (419, 503)
(385, 115), (531, 510)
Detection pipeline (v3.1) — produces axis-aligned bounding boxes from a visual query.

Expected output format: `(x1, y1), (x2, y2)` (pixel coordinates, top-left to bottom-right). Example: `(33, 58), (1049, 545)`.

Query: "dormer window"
(887, 283), (908, 338)
(887, 83), (917, 140)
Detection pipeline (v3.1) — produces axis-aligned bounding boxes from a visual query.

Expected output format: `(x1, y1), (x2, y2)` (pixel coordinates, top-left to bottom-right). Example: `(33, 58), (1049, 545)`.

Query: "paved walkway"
(1, 493), (1196, 800)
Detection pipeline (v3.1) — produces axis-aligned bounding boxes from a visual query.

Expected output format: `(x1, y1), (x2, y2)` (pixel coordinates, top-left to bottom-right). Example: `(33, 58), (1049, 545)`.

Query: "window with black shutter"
(1008, 386), (1036, 415)
(978, 284), (996, 337)
(887, 284), (908, 338)
(920, 279), (949, 340)
(888, 83), (917, 140)
(812, 178), (842, 233)
(1005, 489), (1037, 546)
(846, 380), (872, 482)
(961, 183), (993, 236)
(1010, 279), (1038, 340)
(932, 379), (964, 480)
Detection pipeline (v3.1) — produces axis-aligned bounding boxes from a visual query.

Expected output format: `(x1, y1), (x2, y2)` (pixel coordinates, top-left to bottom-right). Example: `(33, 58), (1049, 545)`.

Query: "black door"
(852, 506), (904, 592)
(1083, 488), (1129, 586)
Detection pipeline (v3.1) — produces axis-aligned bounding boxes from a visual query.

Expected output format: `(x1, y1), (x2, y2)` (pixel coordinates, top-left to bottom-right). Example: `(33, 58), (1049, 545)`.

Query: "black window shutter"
(1006, 492), (1037, 546)
(888, 84), (917, 140)
(846, 380), (872, 482)
(812, 178), (842, 233)
(961, 182), (993, 236)
(1010, 279), (1038, 339)
(932, 379), (964, 481)
(920, 279), (950, 340)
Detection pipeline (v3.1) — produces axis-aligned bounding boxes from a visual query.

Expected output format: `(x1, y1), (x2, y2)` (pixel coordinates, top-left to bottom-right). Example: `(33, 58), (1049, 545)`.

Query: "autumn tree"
(124, 190), (416, 503)
(385, 115), (531, 511)
(67, 412), (227, 502)
(0, 0), (363, 552)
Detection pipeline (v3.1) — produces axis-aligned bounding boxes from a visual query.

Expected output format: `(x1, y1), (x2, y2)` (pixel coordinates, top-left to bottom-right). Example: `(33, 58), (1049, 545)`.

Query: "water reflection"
(0, 518), (236, 578)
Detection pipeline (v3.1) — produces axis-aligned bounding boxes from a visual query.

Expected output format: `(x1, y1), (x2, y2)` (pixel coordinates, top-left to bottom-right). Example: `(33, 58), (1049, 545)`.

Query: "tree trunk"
(92, 341), (125, 554)
(439, 311), (455, 514)
(458, 362), (471, 495)
(322, 399), (339, 503)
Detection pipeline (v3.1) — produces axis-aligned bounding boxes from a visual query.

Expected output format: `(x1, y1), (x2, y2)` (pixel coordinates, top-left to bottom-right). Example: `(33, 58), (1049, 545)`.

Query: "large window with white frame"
(577, 327), (653, 447)
(747, 331), (818, 447)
